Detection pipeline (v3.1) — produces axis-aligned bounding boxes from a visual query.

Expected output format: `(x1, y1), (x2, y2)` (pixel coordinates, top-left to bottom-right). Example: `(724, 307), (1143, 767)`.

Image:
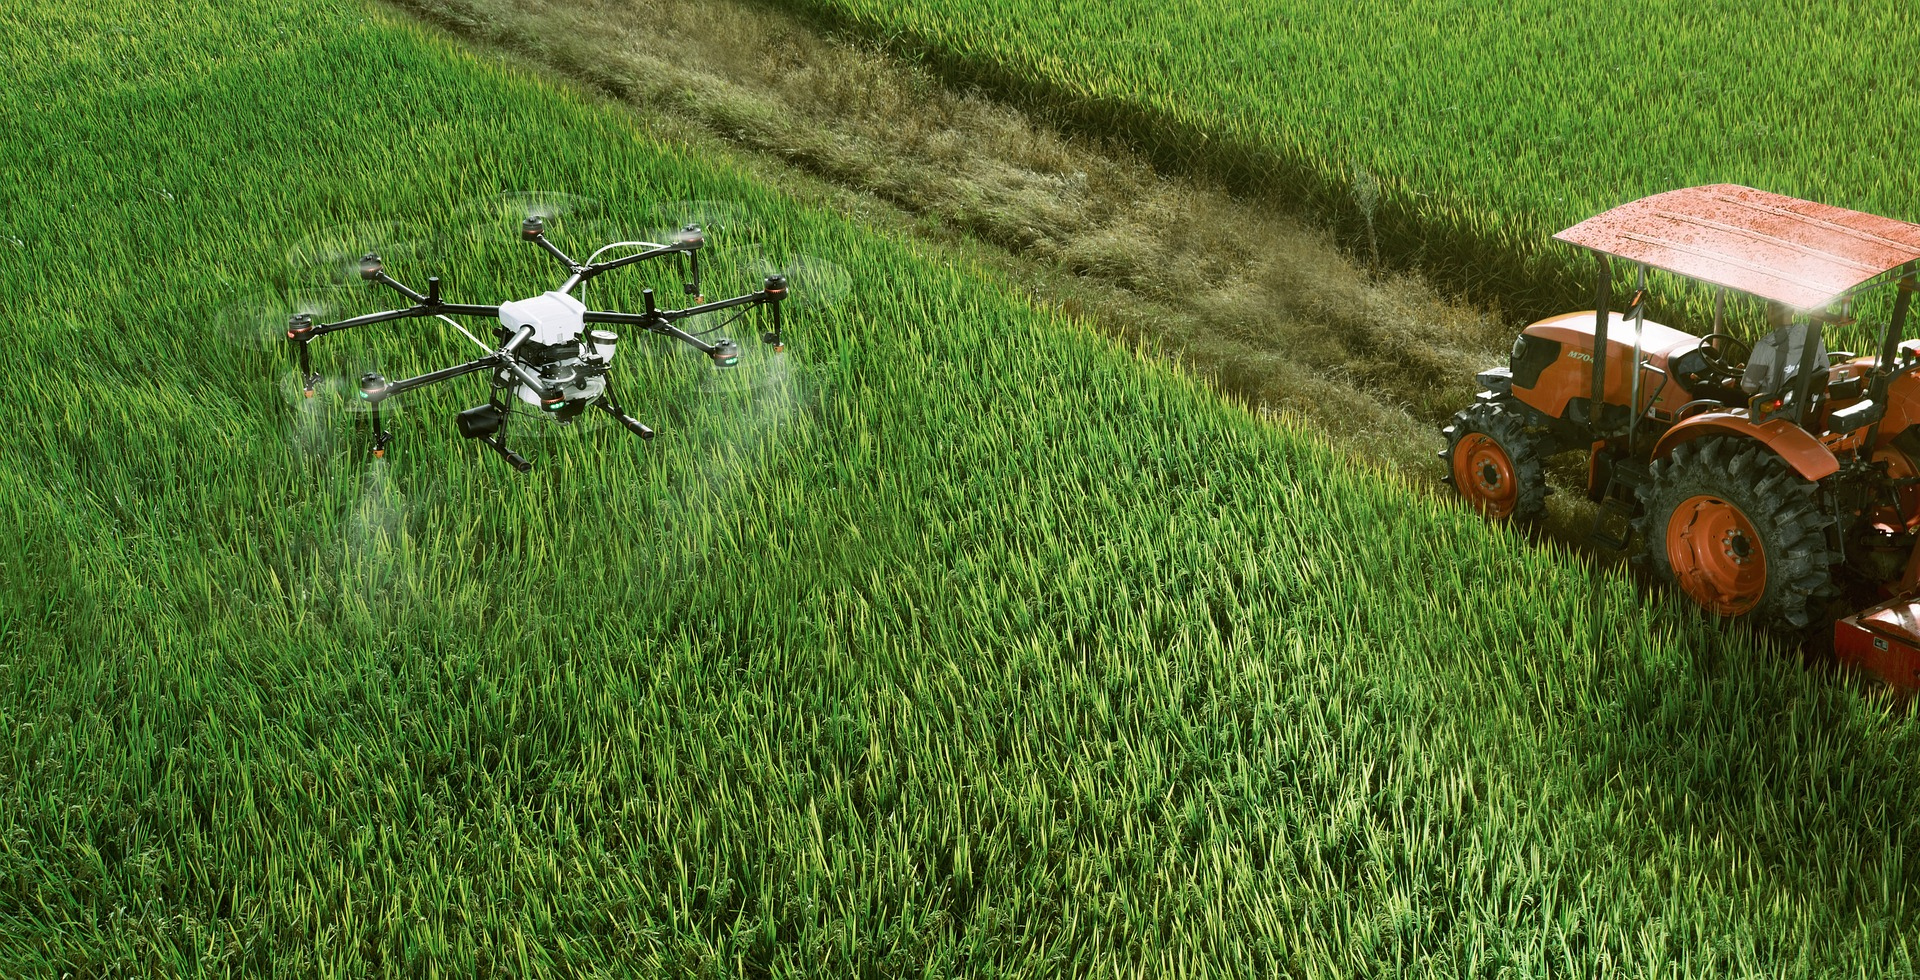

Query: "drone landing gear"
(357, 373), (396, 459)
(598, 389), (654, 440)
(366, 408), (394, 459)
(456, 399), (533, 472)
(482, 433), (533, 472)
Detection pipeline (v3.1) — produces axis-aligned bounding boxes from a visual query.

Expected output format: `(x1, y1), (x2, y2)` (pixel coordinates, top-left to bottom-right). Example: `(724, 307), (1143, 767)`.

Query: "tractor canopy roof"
(1554, 184), (1920, 310)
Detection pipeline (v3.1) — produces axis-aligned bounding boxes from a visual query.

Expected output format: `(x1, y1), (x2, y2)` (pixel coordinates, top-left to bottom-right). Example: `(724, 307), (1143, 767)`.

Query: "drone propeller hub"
(521, 215), (545, 240)
(357, 253), (383, 281)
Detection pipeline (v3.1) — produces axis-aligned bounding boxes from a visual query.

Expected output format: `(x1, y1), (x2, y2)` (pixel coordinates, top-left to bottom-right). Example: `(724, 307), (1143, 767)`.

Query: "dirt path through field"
(385, 0), (1604, 541)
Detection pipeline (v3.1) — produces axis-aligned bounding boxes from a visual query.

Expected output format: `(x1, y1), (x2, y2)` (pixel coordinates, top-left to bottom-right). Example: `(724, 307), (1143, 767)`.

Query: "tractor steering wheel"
(1697, 332), (1751, 375)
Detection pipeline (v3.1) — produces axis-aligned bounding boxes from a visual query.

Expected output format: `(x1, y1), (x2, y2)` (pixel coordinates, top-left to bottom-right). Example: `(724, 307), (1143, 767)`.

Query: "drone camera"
(358, 253), (383, 281)
(456, 403), (504, 439)
(521, 216), (545, 240)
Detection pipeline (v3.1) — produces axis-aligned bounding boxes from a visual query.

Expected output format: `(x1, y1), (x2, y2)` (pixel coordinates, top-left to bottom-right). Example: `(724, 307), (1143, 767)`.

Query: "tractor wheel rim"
(1666, 494), (1766, 616)
(1452, 432), (1518, 519)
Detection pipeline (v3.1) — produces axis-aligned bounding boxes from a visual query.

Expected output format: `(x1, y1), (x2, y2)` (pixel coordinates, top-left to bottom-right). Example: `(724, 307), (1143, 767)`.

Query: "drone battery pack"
(456, 403), (504, 439)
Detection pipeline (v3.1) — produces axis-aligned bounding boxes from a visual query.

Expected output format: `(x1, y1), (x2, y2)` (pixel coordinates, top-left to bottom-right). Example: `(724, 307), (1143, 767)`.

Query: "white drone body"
(496, 290), (616, 408)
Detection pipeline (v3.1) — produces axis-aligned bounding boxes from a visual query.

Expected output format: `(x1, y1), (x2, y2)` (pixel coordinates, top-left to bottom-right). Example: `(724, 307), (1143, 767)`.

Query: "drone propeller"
(692, 348), (814, 399)
(743, 249), (851, 318)
(449, 190), (605, 245)
(214, 283), (355, 352)
(282, 219), (449, 288)
(646, 199), (750, 242)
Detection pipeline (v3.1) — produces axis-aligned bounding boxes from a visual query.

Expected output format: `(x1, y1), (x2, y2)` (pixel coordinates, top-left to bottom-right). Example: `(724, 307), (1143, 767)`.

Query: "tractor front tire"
(1441, 399), (1549, 522)
(1634, 437), (1836, 629)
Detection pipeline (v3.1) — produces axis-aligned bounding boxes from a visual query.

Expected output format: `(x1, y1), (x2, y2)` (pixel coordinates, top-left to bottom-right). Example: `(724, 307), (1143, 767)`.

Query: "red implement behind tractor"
(1442, 185), (1920, 691)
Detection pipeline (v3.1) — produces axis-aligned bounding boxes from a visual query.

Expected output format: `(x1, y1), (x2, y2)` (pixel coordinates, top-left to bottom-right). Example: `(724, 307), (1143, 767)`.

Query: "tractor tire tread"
(1632, 436), (1835, 630)
(1439, 398), (1550, 523)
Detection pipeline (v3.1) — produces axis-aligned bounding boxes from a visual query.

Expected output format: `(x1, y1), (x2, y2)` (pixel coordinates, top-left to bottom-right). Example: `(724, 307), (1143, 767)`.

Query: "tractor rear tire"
(1633, 436), (1837, 629)
(1440, 399), (1549, 522)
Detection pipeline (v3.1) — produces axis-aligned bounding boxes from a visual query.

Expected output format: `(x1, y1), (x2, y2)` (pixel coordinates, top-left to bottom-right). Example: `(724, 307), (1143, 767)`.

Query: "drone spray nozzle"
(357, 253), (383, 281)
(521, 215), (545, 240)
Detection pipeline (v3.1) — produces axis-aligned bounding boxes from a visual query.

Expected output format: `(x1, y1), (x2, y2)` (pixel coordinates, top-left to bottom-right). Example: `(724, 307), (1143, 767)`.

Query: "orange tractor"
(1442, 184), (1920, 690)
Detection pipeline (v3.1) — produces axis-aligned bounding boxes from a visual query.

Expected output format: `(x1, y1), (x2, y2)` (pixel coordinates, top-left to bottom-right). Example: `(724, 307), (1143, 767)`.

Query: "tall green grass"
(3, 0), (1919, 975)
(777, 0), (1920, 324)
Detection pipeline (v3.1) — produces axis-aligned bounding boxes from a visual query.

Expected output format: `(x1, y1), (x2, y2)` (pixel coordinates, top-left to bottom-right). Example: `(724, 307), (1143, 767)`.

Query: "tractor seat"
(1741, 322), (1827, 399)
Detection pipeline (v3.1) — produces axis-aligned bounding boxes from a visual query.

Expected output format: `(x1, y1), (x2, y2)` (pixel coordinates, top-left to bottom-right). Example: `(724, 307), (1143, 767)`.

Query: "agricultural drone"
(281, 214), (788, 471)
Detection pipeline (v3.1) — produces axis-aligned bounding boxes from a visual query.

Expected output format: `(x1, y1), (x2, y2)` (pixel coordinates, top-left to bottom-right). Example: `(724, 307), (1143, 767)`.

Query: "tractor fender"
(1649, 411), (1839, 482)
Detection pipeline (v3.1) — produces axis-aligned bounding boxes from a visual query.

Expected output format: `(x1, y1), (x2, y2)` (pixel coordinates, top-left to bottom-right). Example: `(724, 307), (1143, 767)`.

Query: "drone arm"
(562, 242), (687, 294)
(366, 270), (428, 304)
(588, 243), (685, 276)
(533, 234), (582, 274)
(434, 303), (505, 317)
(583, 285), (782, 355)
(309, 305), (428, 338)
(307, 303), (502, 339)
(651, 319), (731, 355)
(583, 288), (766, 325)
(362, 355), (500, 403)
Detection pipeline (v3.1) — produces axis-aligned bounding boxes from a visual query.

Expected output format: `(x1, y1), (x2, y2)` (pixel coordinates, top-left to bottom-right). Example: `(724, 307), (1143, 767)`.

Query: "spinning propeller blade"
(449, 190), (604, 244)
(214, 284), (355, 352)
(744, 249), (851, 316)
(645, 199), (751, 243)
(282, 219), (450, 287)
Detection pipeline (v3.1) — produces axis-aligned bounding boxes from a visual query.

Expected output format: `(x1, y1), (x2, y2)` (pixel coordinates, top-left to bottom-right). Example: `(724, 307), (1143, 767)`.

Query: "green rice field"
(3, 0), (1919, 975)
(785, 0), (1920, 321)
